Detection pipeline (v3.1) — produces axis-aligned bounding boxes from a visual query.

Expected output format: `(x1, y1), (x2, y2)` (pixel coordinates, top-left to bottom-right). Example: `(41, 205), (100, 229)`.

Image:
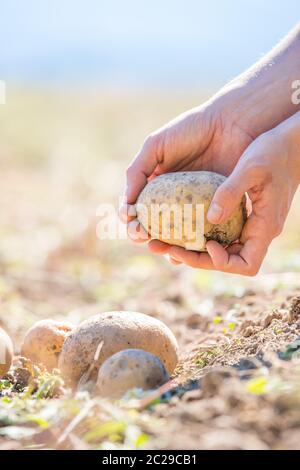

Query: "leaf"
(246, 377), (268, 395)
(135, 432), (149, 448)
(124, 424), (146, 448)
(0, 380), (11, 391)
(1, 396), (11, 404)
(26, 415), (50, 429)
(84, 421), (125, 443)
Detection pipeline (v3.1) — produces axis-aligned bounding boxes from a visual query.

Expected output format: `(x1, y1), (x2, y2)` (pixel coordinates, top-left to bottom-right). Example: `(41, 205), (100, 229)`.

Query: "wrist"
(276, 112), (300, 185)
(210, 79), (285, 140)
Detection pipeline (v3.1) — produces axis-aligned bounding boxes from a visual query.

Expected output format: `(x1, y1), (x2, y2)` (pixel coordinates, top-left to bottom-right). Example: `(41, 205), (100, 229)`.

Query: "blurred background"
(1, 0), (299, 86)
(0, 0), (300, 345)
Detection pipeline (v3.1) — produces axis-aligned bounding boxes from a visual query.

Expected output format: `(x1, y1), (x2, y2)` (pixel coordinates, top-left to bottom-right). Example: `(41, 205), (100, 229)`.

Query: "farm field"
(0, 88), (299, 450)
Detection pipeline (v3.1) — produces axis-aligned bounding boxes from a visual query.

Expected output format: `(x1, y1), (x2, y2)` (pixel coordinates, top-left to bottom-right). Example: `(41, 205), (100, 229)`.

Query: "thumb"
(207, 165), (252, 225)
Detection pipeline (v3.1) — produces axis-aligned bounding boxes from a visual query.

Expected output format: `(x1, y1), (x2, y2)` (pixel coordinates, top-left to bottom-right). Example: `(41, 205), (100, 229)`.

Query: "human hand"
(120, 23), (300, 274)
(164, 116), (300, 275)
(120, 96), (254, 244)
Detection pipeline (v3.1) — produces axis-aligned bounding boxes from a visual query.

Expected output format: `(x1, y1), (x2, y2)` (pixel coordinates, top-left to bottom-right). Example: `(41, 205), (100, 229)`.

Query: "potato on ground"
(0, 327), (13, 377)
(97, 348), (169, 398)
(136, 171), (247, 251)
(58, 311), (178, 386)
(21, 319), (73, 371)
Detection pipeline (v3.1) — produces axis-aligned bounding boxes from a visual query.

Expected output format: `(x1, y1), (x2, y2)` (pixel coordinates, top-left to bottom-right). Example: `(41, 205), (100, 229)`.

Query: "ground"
(0, 89), (299, 450)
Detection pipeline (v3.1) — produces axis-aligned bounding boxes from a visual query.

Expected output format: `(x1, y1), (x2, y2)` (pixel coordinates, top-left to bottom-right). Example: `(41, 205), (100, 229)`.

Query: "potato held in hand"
(0, 328), (13, 378)
(21, 319), (73, 371)
(59, 311), (178, 387)
(97, 349), (169, 398)
(136, 171), (247, 252)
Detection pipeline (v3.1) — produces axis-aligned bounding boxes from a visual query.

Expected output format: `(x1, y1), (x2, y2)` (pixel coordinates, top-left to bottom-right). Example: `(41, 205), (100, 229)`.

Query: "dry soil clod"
(288, 296), (300, 323)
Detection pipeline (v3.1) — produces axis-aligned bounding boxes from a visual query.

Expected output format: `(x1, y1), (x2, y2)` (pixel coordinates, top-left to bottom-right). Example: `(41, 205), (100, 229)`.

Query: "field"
(0, 88), (299, 450)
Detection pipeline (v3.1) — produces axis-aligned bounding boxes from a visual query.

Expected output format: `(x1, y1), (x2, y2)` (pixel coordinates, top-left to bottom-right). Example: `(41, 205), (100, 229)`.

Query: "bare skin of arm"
(121, 23), (300, 276)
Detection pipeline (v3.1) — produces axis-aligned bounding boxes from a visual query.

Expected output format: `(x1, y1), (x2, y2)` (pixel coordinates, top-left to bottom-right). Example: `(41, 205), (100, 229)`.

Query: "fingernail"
(207, 202), (223, 223)
(119, 203), (136, 223)
(169, 249), (182, 261)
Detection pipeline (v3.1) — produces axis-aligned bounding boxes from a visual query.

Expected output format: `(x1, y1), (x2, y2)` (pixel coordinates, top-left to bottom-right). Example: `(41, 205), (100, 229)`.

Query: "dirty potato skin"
(58, 311), (178, 387)
(0, 327), (13, 377)
(21, 319), (73, 371)
(136, 171), (247, 252)
(97, 348), (169, 398)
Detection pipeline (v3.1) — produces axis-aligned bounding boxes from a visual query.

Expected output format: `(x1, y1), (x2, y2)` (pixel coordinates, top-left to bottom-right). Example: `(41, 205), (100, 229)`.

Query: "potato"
(0, 327), (13, 378)
(58, 311), (178, 386)
(136, 171), (246, 251)
(97, 348), (169, 398)
(21, 319), (73, 371)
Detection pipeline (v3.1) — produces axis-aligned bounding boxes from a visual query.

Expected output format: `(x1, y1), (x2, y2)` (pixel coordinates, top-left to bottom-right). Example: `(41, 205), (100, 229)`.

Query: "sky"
(0, 0), (299, 87)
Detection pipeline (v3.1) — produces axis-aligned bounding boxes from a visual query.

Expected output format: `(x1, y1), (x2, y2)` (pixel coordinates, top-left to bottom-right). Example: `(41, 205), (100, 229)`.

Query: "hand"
(121, 24), (300, 274)
(121, 97), (254, 246)
(166, 120), (300, 275)
(121, 21), (300, 240)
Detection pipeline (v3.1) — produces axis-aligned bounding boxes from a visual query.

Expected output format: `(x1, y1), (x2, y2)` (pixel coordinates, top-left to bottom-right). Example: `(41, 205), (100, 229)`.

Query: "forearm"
(213, 23), (300, 138)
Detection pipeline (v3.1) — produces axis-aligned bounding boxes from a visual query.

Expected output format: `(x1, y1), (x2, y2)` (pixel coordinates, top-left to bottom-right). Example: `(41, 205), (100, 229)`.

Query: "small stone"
(263, 313), (274, 328)
(243, 326), (254, 337)
(186, 313), (203, 328)
(262, 310), (282, 328)
(288, 296), (300, 323)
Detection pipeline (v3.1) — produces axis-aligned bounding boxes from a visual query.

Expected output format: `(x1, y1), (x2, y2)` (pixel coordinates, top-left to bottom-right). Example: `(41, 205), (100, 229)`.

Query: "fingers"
(120, 135), (161, 236)
(148, 240), (182, 264)
(119, 203), (136, 224)
(127, 216), (268, 275)
(207, 173), (249, 225)
(207, 150), (262, 225)
(169, 256), (182, 265)
(205, 236), (267, 276)
(127, 220), (150, 243)
(168, 246), (215, 270)
(168, 241), (265, 275)
(167, 212), (269, 276)
(148, 239), (170, 254)
(125, 136), (161, 204)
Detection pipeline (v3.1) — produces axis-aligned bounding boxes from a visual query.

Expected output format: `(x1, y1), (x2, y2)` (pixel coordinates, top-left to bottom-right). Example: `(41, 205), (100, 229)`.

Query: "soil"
(1, 262), (300, 450)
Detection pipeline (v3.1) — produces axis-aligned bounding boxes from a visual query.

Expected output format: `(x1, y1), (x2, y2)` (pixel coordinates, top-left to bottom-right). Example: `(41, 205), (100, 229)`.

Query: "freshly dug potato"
(0, 327), (13, 377)
(136, 171), (246, 251)
(97, 348), (169, 398)
(21, 319), (73, 371)
(58, 311), (178, 386)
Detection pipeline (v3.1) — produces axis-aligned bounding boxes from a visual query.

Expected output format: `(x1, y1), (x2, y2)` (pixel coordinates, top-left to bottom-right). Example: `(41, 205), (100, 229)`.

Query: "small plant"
(246, 377), (268, 395)
(195, 347), (221, 368)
